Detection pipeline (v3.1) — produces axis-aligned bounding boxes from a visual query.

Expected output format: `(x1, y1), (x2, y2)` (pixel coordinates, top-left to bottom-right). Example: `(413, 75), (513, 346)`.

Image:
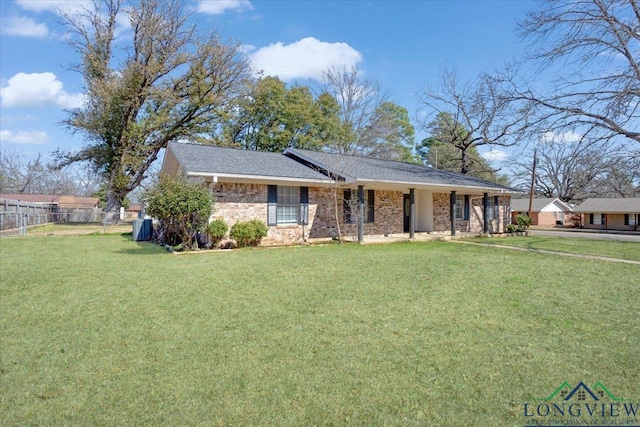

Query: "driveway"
(529, 228), (640, 242)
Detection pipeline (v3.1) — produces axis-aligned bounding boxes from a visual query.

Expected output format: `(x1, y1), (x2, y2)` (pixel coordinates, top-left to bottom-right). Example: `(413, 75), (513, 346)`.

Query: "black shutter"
(367, 189), (375, 223)
(494, 196), (499, 219)
(464, 195), (470, 220)
(343, 189), (352, 223)
(589, 213), (594, 224)
(624, 214), (629, 226)
(267, 185), (277, 226)
(299, 186), (309, 225)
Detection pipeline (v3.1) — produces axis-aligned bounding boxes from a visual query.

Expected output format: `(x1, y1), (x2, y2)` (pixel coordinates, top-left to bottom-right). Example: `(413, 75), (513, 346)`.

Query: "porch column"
(409, 188), (415, 239)
(358, 185), (365, 243)
(450, 191), (456, 236)
(483, 192), (489, 234)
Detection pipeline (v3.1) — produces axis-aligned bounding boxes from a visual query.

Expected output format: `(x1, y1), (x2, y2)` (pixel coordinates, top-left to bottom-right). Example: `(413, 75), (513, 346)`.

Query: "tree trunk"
(460, 149), (468, 175)
(103, 189), (123, 225)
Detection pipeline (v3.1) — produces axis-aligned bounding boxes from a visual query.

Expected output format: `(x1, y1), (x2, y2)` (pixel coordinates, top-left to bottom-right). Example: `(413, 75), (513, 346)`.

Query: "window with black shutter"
(343, 189), (375, 223)
(267, 185), (309, 225)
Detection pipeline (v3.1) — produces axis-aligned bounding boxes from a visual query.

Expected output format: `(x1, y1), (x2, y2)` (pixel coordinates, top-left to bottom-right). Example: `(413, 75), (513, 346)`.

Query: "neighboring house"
(510, 198), (574, 226)
(0, 194), (101, 228)
(125, 204), (142, 218)
(0, 193), (99, 209)
(161, 142), (515, 245)
(574, 198), (640, 231)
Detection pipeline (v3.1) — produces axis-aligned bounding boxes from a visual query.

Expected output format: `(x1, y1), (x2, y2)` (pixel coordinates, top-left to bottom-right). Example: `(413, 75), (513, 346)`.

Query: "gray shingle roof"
(167, 142), (330, 181)
(574, 198), (640, 213)
(285, 148), (513, 192)
(510, 198), (572, 212)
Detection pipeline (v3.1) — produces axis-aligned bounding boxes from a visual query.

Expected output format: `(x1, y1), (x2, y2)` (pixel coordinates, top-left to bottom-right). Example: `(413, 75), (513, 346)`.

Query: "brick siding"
(582, 213), (639, 231)
(211, 183), (510, 245)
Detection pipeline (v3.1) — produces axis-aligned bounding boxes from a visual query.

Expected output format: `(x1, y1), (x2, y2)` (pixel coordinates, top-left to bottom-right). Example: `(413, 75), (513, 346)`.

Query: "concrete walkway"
(450, 240), (640, 265)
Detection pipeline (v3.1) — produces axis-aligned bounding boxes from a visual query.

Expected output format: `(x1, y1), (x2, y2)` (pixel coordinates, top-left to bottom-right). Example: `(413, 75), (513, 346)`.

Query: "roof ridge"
(169, 141), (289, 157)
(289, 147), (513, 190)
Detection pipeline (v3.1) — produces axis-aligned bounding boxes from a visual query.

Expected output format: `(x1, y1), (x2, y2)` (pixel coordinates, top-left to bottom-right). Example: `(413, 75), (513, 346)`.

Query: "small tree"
(143, 174), (213, 250)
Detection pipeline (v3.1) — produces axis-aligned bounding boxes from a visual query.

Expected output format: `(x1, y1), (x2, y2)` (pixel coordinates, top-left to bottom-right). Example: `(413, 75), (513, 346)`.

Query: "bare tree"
(0, 149), (47, 194)
(587, 151), (640, 197)
(0, 148), (102, 196)
(321, 66), (416, 161)
(57, 0), (253, 223)
(509, 135), (618, 202)
(417, 68), (523, 175)
(512, 0), (640, 145)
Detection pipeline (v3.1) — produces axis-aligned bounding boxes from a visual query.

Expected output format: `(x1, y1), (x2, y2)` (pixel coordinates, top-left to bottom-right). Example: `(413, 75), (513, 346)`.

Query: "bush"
(506, 223), (517, 233)
(515, 214), (532, 232)
(207, 218), (228, 247)
(230, 219), (268, 247)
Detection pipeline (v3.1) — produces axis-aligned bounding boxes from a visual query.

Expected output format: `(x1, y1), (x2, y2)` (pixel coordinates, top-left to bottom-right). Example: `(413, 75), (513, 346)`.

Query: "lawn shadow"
(115, 233), (166, 255)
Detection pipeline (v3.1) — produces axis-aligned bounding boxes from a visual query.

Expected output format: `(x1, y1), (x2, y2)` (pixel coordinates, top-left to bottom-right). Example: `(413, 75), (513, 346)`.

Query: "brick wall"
(211, 183), (511, 245)
(582, 213), (638, 231)
(211, 183), (404, 245)
(434, 193), (510, 233)
(335, 189), (403, 239)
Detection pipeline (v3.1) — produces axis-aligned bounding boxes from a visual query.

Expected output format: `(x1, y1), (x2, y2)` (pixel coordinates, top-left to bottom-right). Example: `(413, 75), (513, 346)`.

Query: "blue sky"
(0, 0), (537, 164)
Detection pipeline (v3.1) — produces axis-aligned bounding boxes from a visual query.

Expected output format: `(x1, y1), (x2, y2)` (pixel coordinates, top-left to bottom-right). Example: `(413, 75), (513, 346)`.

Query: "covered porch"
(350, 183), (510, 243)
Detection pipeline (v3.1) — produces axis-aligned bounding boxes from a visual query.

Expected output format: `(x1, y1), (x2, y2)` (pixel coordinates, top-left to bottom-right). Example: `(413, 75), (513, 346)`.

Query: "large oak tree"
(58, 0), (252, 223)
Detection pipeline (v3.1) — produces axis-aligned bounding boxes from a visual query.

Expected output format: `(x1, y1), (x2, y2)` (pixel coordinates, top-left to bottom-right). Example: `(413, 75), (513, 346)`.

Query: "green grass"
(22, 222), (132, 236)
(1, 235), (639, 426)
(473, 235), (640, 261)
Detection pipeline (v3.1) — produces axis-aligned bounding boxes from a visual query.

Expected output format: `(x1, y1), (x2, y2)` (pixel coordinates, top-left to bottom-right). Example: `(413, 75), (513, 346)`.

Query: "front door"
(403, 194), (411, 232)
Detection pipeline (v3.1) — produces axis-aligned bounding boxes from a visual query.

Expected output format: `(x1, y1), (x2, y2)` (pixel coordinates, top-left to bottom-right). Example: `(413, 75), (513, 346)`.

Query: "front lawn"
(1, 234), (638, 426)
(473, 235), (640, 261)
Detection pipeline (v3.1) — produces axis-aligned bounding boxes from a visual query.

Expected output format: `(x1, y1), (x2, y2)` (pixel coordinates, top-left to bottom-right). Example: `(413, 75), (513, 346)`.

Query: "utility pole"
(528, 148), (537, 218)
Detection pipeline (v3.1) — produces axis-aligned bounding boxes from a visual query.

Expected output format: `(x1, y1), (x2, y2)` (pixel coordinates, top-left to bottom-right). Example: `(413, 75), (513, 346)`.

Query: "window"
(625, 214), (637, 226)
(487, 196), (499, 220)
(277, 186), (299, 224)
(455, 195), (469, 221)
(343, 189), (374, 223)
(591, 213), (602, 225)
(267, 185), (308, 226)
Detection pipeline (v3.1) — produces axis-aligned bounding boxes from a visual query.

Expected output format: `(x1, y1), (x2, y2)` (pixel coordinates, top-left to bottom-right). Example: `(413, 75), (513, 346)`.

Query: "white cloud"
(481, 149), (509, 162)
(197, 0), (253, 15)
(249, 37), (363, 81)
(0, 15), (49, 38)
(0, 72), (86, 109)
(15, 0), (93, 16)
(541, 131), (582, 144)
(0, 130), (48, 145)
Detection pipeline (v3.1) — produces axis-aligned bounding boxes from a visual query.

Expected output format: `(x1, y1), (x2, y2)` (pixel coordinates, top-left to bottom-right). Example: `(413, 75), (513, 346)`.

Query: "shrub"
(515, 214), (532, 232)
(207, 218), (228, 247)
(143, 174), (214, 250)
(506, 223), (517, 233)
(230, 219), (268, 247)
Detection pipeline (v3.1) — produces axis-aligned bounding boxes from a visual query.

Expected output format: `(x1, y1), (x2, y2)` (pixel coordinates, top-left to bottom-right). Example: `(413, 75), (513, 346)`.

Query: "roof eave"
(186, 171), (334, 185)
